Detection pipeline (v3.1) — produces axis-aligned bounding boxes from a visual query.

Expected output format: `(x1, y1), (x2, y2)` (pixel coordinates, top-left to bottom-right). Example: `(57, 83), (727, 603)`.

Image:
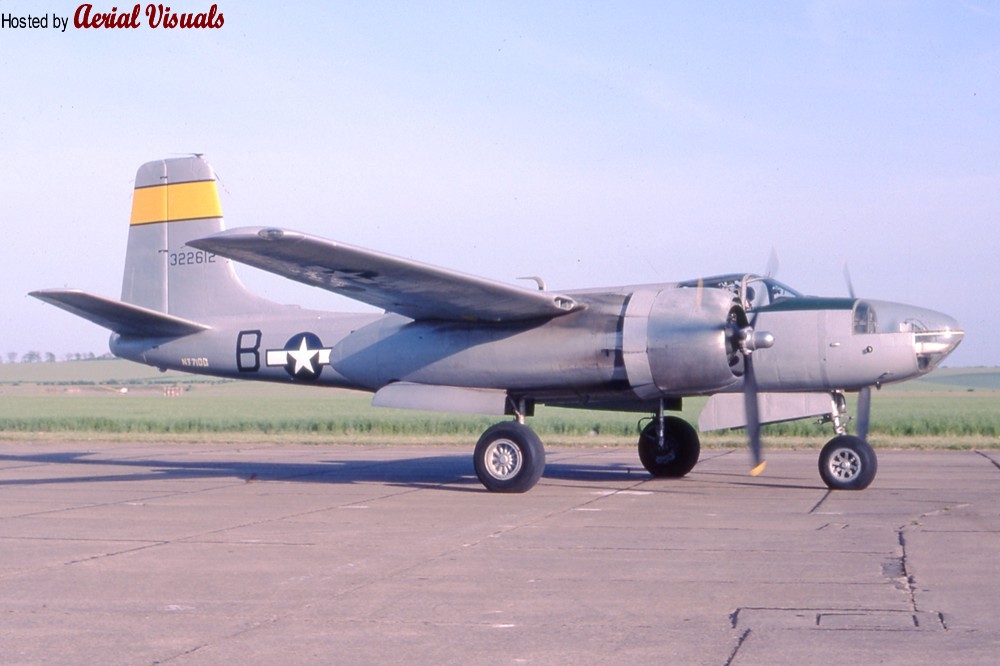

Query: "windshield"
(853, 301), (877, 334)
(679, 274), (802, 311)
(745, 277), (801, 310)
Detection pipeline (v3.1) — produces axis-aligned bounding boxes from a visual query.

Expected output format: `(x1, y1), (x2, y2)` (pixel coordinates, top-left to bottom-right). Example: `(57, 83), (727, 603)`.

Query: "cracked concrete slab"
(0, 443), (997, 664)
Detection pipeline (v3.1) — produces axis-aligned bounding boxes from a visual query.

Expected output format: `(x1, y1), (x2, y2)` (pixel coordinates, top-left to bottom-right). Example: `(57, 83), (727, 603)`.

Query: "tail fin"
(122, 156), (271, 319)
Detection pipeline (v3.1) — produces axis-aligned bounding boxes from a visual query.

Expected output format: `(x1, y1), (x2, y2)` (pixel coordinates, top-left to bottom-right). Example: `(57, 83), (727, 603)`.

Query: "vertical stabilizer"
(122, 156), (270, 319)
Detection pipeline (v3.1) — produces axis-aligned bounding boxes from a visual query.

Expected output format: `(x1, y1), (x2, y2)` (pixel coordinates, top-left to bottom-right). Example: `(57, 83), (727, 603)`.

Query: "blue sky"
(1, 1), (996, 366)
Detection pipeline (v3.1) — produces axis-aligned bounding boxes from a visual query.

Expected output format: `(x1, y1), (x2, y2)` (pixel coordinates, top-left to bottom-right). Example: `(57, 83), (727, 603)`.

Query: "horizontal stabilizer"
(30, 289), (209, 338)
(372, 382), (510, 416)
(698, 392), (833, 432)
(189, 227), (581, 323)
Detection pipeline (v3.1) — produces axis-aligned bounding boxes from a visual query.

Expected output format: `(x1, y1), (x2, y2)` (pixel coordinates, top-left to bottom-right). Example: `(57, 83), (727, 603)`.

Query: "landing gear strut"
(637, 401), (700, 478)
(818, 391), (877, 490)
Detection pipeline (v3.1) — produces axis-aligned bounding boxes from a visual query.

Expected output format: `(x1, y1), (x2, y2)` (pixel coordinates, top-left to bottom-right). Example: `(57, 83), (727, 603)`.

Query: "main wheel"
(819, 435), (877, 490)
(638, 416), (700, 478)
(474, 422), (545, 493)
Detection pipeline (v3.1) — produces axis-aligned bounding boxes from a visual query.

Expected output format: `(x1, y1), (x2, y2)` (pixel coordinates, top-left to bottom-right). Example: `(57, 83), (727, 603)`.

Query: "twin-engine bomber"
(32, 156), (964, 492)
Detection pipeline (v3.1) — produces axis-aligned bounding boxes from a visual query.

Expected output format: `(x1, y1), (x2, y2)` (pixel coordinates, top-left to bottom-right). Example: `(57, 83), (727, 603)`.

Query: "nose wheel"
(819, 435), (877, 490)
(817, 391), (877, 490)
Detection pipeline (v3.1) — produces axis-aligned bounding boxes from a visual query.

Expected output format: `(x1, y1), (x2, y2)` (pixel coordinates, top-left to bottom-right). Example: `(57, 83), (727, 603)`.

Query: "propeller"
(731, 297), (774, 476)
(856, 385), (872, 441)
(842, 263), (873, 441)
(742, 351), (765, 475)
(742, 250), (777, 474)
(842, 261), (856, 299)
(764, 247), (780, 279)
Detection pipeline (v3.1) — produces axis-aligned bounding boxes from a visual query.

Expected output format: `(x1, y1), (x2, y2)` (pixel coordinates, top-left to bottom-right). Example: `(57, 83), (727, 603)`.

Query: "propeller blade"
(765, 247), (780, 279)
(856, 385), (872, 441)
(842, 262), (856, 299)
(743, 353), (766, 475)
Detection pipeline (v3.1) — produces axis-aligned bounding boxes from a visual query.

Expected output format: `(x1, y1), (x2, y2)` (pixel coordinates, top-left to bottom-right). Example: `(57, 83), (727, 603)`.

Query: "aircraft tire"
(474, 422), (545, 493)
(819, 435), (877, 490)
(638, 416), (700, 478)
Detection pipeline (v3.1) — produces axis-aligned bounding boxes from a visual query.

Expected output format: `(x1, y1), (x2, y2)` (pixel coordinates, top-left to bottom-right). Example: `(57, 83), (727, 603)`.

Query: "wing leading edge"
(189, 227), (581, 323)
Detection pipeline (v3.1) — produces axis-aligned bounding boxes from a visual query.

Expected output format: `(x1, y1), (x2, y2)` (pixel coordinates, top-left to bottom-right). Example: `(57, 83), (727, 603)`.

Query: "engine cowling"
(622, 286), (743, 398)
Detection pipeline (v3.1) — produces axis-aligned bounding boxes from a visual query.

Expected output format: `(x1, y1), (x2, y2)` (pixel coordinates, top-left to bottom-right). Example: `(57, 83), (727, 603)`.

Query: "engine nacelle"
(622, 286), (741, 398)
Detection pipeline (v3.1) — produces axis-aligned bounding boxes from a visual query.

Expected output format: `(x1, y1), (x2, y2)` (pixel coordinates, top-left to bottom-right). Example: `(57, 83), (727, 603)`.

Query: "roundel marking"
(264, 332), (332, 380)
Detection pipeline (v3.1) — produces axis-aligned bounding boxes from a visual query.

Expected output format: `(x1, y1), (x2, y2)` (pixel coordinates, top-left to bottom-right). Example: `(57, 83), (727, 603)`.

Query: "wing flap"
(189, 227), (581, 322)
(372, 382), (510, 416)
(30, 289), (209, 338)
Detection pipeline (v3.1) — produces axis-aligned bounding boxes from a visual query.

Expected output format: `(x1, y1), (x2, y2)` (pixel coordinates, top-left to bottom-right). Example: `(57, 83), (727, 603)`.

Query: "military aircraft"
(31, 156), (964, 492)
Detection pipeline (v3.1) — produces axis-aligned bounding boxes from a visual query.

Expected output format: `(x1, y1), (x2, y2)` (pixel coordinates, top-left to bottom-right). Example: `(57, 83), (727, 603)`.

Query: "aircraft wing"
(189, 227), (581, 322)
(30, 289), (209, 338)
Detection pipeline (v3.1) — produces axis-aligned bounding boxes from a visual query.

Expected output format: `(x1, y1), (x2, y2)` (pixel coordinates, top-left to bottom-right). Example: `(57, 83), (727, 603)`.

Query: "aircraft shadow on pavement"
(542, 461), (648, 483)
(0, 451), (479, 490)
(0, 451), (655, 491)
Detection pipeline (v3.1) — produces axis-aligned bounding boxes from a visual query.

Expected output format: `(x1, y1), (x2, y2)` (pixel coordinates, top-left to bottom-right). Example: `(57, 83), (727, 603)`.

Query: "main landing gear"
(473, 400), (545, 493)
(817, 391), (877, 490)
(637, 401), (700, 478)
(473, 421), (545, 493)
(472, 403), (704, 492)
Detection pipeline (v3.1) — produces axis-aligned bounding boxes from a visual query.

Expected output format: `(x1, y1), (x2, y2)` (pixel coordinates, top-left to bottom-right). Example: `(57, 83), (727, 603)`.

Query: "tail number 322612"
(169, 250), (216, 267)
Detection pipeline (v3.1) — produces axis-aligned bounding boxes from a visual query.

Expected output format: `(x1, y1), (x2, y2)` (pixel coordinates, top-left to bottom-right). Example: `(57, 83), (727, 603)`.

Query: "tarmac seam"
(730, 606), (947, 633)
(148, 482), (467, 662)
(62, 540), (171, 566)
(894, 522), (948, 631)
(1, 467), (450, 583)
(896, 528), (919, 613)
(152, 614), (283, 664)
(974, 449), (1000, 471)
(891, 498), (974, 632)
(0, 536), (171, 582)
(165, 482), (435, 546)
(150, 474), (663, 660)
(722, 628), (751, 666)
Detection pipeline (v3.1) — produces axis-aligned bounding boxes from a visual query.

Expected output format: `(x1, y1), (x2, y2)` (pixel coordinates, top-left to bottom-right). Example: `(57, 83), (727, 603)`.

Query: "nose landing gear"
(819, 435), (878, 490)
(818, 391), (877, 490)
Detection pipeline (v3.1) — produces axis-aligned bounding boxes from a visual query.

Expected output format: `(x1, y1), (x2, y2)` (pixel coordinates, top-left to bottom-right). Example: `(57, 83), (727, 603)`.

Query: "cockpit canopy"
(678, 274), (802, 311)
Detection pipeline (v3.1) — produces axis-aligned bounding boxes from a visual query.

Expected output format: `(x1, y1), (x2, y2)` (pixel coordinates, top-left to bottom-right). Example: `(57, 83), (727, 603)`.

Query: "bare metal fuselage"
(110, 282), (956, 414)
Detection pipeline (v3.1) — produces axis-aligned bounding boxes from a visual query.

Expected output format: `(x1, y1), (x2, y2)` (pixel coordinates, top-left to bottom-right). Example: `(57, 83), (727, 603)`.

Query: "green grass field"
(1, 359), (998, 448)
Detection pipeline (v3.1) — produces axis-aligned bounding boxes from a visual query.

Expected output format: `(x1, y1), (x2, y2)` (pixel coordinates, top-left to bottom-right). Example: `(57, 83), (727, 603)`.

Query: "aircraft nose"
(859, 300), (963, 374)
(911, 309), (963, 372)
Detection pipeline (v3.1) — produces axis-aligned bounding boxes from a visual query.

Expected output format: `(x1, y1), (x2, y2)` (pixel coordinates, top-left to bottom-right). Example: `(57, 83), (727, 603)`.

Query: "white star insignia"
(266, 336), (332, 376)
(287, 337), (315, 374)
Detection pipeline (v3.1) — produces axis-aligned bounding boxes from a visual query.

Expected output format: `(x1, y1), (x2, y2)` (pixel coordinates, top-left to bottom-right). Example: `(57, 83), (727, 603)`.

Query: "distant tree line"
(2, 352), (113, 363)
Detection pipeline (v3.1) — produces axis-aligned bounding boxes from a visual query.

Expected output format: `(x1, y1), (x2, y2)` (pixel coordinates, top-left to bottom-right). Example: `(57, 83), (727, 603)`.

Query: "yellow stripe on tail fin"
(130, 180), (222, 225)
(121, 156), (273, 319)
